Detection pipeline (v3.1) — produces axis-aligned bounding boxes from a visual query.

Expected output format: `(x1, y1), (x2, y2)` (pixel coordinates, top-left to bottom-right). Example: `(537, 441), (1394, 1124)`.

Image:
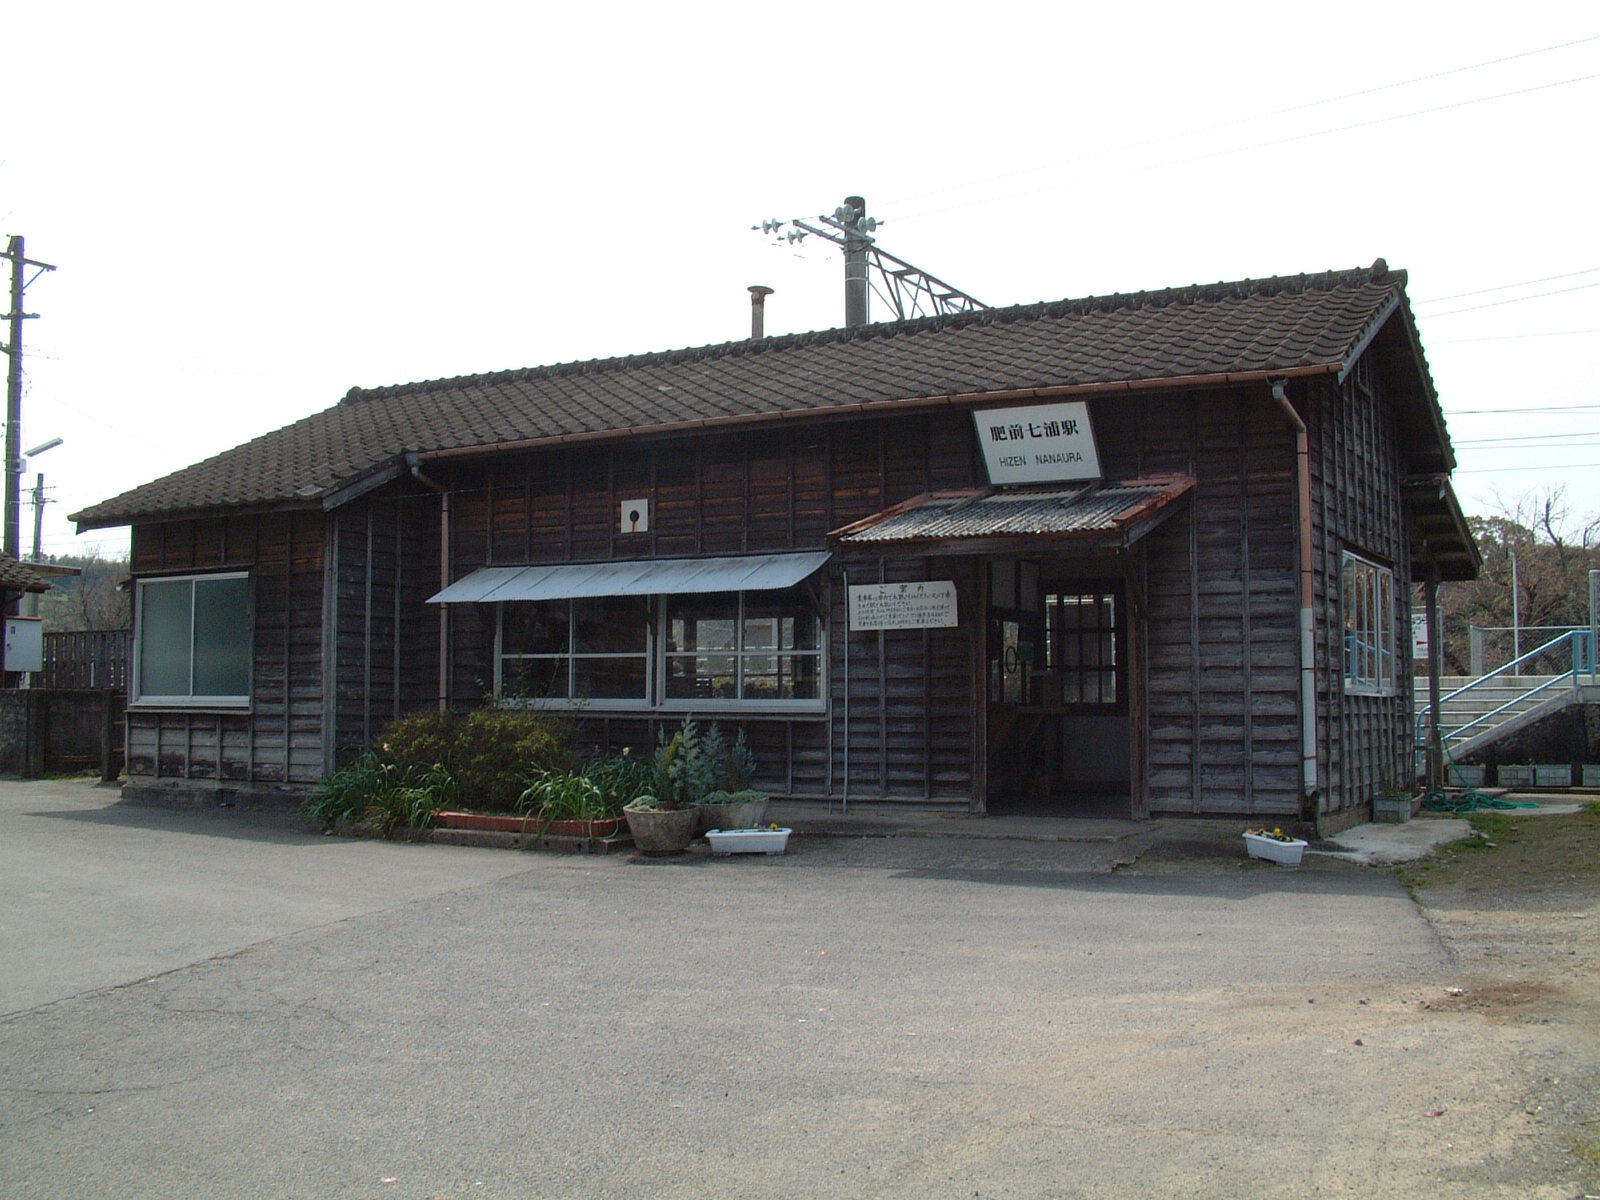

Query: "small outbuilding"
(74, 261), (1479, 829)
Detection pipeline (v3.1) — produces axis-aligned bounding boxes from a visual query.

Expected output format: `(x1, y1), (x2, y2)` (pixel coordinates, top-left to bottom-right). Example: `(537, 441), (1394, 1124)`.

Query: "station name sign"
(974, 400), (1101, 485)
(848, 581), (959, 631)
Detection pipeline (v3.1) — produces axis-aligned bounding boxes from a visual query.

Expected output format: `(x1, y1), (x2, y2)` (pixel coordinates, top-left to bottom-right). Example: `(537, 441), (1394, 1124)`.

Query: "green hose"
(1423, 789), (1541, 813)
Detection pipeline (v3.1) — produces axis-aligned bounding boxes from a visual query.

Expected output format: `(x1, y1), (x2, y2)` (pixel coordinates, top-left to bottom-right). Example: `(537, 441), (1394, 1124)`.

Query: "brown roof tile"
(73, 261), (1428, 529)
(0, 555), (51, 593)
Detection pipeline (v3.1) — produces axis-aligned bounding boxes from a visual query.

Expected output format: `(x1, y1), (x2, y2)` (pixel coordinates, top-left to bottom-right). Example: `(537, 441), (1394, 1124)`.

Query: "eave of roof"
(829, 477), (1197, 557)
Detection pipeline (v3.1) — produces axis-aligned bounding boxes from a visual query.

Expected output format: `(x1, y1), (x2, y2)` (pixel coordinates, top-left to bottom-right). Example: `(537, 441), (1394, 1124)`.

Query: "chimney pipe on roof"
(748, 285), (774, 339)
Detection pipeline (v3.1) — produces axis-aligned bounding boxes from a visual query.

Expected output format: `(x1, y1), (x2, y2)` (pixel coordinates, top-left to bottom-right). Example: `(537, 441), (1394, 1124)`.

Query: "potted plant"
(695, 727), (770, 831)
(1243, 827), (1309, 866)
(623, 719), (714, 855)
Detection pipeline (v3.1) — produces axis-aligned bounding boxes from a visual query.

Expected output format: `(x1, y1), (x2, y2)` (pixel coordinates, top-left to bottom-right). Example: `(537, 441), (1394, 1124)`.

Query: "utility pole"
(30, 474), (46, 562)
(840, 196), (871, 329)
(754, 195), (987, 329)
(1, 236), (57, 561)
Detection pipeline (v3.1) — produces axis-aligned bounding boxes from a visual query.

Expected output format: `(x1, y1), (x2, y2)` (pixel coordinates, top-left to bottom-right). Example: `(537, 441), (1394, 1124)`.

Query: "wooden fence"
(41, 629), (131, 690)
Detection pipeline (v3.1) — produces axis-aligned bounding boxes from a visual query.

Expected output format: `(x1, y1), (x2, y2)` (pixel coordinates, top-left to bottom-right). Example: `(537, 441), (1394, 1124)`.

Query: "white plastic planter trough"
(1243, 832), (1308, 866)
(706, 827), (791, 856)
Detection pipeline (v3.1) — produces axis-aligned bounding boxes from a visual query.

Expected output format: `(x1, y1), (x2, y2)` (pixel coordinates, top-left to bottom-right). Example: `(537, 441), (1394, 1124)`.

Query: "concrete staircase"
(1416, 674), (1596, 760)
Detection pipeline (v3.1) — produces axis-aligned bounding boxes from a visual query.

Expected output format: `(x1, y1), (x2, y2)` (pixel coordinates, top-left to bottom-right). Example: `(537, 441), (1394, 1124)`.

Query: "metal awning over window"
(829, 477), (1196, 556)
(428, 550), (832, 604)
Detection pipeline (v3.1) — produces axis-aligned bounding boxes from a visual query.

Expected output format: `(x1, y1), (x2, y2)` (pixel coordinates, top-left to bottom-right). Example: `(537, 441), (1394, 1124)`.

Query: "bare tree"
(1436, 489), (1600, 674)
(38, 555), (131, 632)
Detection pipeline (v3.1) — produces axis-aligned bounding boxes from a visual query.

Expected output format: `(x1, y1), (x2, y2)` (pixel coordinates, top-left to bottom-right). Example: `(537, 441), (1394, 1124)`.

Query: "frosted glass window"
(135, 573), (250, 704)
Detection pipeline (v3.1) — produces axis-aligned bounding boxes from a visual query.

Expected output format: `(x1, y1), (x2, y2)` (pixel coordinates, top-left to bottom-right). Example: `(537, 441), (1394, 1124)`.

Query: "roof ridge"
(341, 260), (1403, 406)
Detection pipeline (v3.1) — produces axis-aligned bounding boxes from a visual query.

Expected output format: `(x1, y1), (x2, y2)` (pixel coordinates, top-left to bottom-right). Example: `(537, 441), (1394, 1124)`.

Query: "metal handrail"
(1417, 629), (1594, 747)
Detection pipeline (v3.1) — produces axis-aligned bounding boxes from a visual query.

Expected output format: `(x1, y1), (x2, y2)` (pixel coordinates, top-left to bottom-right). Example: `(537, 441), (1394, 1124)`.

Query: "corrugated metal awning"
(427, 550), (832, 604)
(829, 477), (1195, 555)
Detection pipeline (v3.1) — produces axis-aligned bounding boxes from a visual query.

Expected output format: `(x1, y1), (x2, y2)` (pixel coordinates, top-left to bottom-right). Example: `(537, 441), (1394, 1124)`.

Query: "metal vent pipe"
(748, 285), (774, 339)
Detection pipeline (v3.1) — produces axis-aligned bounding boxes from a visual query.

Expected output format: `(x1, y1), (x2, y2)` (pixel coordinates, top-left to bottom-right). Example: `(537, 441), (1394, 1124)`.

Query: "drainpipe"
(406, 454), (452, 713)
(1272, 379), (1319, 802)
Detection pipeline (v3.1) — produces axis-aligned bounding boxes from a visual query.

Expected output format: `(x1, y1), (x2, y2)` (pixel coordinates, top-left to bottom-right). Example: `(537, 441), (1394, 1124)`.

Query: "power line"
(886, 36), (1600, 222)
(1162, 72), (1600, 171)
(1420, 280), (1600, 318)
(1456, 460), (1600, 474)
(1414, 267), (1600, 305)
(1454, 432), (1600, 446)
(1446, 404), (1600, 415)
(1432, 330), (1600, 343)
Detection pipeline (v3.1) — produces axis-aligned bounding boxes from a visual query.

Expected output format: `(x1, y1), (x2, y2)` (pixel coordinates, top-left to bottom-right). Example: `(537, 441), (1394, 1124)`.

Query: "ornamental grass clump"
(305, 754), (458, 838)
(518, 751), (655, 821)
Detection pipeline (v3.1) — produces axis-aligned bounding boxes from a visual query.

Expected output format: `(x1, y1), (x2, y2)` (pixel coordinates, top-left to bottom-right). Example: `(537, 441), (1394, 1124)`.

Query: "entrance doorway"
(985, 560), (1130, 815)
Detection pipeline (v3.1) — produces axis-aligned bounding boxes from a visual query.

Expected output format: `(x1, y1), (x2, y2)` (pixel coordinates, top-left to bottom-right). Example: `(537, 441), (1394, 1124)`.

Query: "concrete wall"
(0, 689), (124, 779)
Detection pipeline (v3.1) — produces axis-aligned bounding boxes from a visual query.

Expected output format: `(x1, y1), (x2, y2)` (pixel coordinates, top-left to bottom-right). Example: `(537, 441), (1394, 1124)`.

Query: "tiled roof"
(74, 261), (1425, 529)
(0, 555), (51, 593)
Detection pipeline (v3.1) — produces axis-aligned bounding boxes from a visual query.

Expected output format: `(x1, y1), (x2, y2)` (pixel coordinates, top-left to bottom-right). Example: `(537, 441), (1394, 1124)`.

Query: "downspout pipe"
(1272, 379), (1319, 803)
(406, 454), (452, 713)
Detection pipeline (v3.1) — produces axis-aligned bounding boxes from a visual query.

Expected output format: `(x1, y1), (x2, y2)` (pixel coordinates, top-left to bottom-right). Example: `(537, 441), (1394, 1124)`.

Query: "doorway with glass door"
(985, 560), (1130, 815)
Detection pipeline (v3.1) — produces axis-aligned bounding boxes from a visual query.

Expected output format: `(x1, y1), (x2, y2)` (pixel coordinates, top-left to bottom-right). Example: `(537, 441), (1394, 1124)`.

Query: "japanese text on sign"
(973, 400), (1101, 485)
(848, 581), (959, 631)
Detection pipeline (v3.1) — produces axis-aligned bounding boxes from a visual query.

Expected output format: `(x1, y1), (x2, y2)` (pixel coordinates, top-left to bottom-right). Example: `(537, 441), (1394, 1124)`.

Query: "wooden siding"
(440, 415), (981, 802)
(118, 364), (1422, 818)
(1101, 388), (1304, 817)
(328, 488), (442, 763)
(1309, 356), (1416, 815)
(126, 510), (328, 787)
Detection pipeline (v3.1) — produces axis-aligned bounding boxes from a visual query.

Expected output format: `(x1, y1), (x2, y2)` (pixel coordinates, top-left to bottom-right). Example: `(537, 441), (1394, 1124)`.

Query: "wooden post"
(100, 689), (120, 783)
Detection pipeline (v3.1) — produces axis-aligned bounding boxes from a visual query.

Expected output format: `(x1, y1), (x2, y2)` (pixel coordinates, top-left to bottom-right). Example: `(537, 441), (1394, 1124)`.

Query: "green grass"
(1394, 813), (1518, 891)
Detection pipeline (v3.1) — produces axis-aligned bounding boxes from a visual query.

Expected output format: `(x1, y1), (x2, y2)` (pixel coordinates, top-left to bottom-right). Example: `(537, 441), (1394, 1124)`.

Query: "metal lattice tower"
(754, 196), (986, 328)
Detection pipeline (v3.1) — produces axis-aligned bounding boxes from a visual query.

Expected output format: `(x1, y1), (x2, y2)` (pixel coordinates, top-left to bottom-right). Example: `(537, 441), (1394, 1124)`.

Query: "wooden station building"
(73, 261), (1479, 830)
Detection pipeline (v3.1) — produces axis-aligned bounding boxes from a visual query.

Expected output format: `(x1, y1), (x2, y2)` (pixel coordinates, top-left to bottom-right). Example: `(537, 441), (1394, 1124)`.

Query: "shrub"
(375, 707), (574, 812)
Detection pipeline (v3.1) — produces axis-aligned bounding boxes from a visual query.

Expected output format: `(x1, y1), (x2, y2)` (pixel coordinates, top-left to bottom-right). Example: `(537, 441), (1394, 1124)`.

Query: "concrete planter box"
(696, 794), (771, 833)
(1447, 763), (1486, 788)
(1373, 795), (1413, 824)
(1497, 765), (1535, 788)
(1584, 765), (1600, 787)
(1533, 765), (1573, 788)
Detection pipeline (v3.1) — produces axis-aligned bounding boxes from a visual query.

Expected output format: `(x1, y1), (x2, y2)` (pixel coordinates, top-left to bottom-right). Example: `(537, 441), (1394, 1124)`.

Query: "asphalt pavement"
(0, 779), (1586, 1199)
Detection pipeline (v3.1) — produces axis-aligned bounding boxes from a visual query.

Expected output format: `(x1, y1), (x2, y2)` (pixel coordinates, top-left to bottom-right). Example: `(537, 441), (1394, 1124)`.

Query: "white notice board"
(848, 581), (959, 631)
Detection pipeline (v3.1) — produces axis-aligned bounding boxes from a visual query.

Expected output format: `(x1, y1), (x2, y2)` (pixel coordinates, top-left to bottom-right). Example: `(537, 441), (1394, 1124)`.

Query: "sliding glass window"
(500, 596), (650, 705)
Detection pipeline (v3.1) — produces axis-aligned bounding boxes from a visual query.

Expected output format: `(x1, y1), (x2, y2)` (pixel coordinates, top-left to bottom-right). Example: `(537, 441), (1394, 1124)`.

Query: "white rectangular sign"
(848, 581), (959, 631)
(974, 400), (1101, 485)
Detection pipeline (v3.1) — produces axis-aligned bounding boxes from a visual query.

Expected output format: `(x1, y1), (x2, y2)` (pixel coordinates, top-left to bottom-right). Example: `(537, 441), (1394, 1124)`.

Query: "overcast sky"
(5, 2), (1597, 560)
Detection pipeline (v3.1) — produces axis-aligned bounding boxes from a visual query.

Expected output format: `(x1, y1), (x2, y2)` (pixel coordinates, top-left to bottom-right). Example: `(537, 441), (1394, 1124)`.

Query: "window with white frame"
(497, 586), (822, 711)
(133, 573), (251, 705)
(500, 595), (650, 703)
(1341, 552), (1396, 695)
(663, 588), (821, 705)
